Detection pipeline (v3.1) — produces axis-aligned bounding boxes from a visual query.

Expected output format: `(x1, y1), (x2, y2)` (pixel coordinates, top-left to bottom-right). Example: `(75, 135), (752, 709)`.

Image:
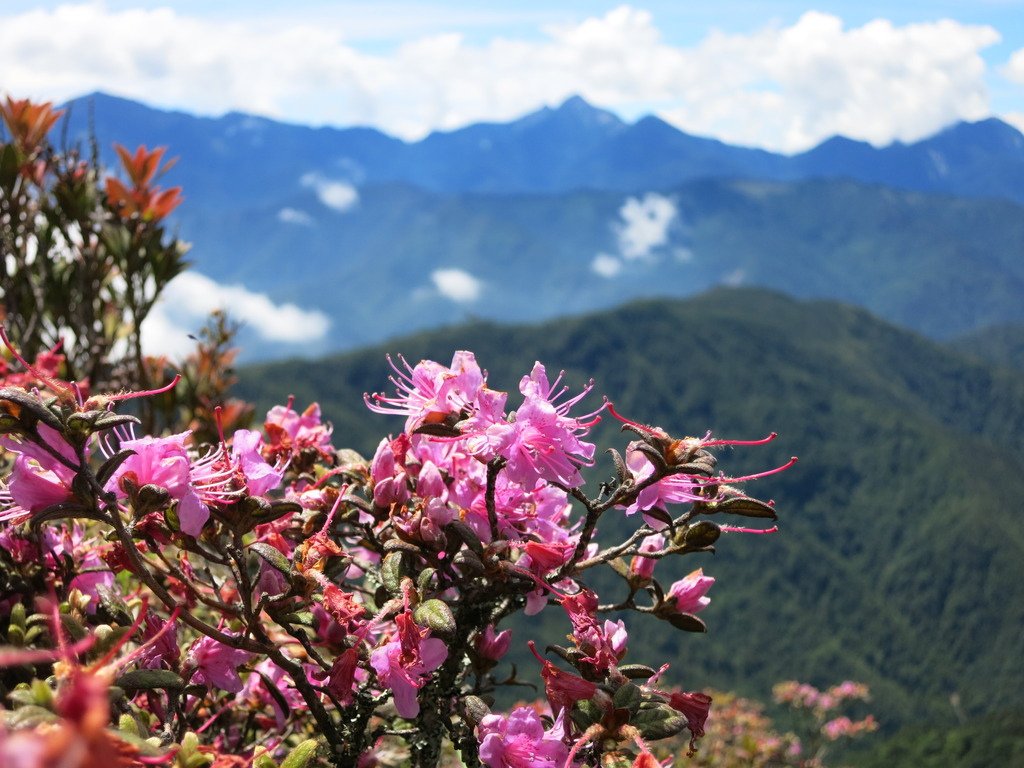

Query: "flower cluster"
(0, 346), (794, 768)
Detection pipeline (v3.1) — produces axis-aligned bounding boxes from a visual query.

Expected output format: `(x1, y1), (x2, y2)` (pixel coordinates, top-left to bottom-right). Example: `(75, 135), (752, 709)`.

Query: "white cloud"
(0, 4), (1003, 151)
(1001, 111), (1024, 135)
(591, 192), (678, 278)
(591, 253), (622, 278)
(431, 268), (482, 302)
(616, 193), (677, 260)
(658, 12), (1001, 151)
(722, 268), (746, 287)
(141, 271), (330, 358)
(278, 207), (313, 225)
(1002, 47), (1024, 85)
(300, 174), (359, 212)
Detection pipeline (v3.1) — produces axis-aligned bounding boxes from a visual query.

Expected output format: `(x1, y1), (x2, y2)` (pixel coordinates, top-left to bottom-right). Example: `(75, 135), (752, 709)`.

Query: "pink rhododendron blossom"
(529, 641), (597, 714)
(264, 398), (334, 461)
(67, 551), (114, 614)
(370, 436), (411, 508)
(104, 432), (191, 498)
(630, 532), (666, 580)
(667, 690), (713, 754)
(483, 363), (600, 488)
(231, 429), (283, 496)
(622, 450), (705, 527)
(477, 707), (569, 768)
(0, 424), (79, 517)
(186, 636), (254, 693)
(365, 351), (485, 432)
(668, 568), (715, 614)
(560, 589), (627, 675)
(136, 614), (180, 671)
(103, 431), (215, 536)
(475, 625), (512, 662)
(238, 658), (309, 730)
(370, 611), (447, 718)
(322, 647), (360, 706)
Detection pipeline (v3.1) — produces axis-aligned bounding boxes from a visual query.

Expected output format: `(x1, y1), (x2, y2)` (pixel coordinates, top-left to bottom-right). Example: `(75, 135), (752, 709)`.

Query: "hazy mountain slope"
(62, 92), (1024, 201)
(235, 289), (1024, 729)
(50, 93), (1024, 359)
(949, 323), (1024, 372)
(177, 177), (1024, 357)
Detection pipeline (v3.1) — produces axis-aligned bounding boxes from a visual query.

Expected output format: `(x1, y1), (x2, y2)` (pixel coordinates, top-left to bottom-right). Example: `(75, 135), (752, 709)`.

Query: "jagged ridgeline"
(236, 288), (1024, 731)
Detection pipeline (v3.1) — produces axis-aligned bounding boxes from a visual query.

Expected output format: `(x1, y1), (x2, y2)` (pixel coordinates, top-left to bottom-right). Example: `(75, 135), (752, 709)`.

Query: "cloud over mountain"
(142, 272), (331, 358)
(0, 3), (1005, 151)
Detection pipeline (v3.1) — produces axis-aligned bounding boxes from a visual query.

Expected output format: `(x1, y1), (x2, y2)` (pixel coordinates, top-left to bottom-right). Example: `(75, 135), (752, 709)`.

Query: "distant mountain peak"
(932, 117), (1024, 151)
(550, 94), (625, 128)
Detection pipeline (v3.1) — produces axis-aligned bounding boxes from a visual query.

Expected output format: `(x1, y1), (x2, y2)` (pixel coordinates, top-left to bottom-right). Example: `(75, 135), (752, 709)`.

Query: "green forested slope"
(237, 288), (1024, 731)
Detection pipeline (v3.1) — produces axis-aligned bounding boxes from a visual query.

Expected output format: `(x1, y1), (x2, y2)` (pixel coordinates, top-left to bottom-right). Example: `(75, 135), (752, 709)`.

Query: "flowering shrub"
(0, 95), (797, 768)
(0, 341), (794, 767)
(0, 96), (187, 402)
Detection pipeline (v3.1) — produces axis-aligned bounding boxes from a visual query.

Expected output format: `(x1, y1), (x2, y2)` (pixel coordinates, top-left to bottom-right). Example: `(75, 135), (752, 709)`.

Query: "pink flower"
(186, 635), (254, 693)
(478, 707), (569, 768)
(67, 551), (114, 614)
(0, 423), (79, 518)
(370, 436), (411, 508)
(105, 431), (191, 498)
(485, 363), (599, 488)
(629, 533), (666, 580)
(667, 569), (715, 614)
(560, 589), (627, 675)
(370, 611), (447, 718)
(136, 614), (180, 671)
(621, 450), (704, 527)
(231, 429), (283, 496)
(264, 398), (334, 460)
(238, 659), (308, 730)
(323, 647), (359, 706)
(667, 690), (713, 754)
(531, 647), (597, 715)
(475, 625), (512, 662)
(365, 351), (485, 432)
(103, 431), (218, 536)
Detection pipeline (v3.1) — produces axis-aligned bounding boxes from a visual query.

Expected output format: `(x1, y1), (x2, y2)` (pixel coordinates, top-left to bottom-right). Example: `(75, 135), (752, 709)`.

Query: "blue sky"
(3, 1), (1024, 151)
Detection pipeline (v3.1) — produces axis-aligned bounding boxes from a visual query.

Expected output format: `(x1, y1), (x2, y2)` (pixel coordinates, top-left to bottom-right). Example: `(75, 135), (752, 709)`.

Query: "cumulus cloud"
(431, 268), (482, 303)
(591, 253), (622, 278)
(616, 193), (677, 260)
(300, 174), (359, 212)
(141, 271), (330, 357)
(0, 4), (1003, 151)
(592, 193), (679, 278)
(1002, 47), (1024, 85)
(278, 207), (314, 225)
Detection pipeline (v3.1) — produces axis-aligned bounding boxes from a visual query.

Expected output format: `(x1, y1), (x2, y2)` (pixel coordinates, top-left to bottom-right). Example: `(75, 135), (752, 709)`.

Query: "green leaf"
(253, 500), (303, 524)
(681, 521), (721, 548)
(713, 496), (778, 520)
(115, 669), (186, 692)
(619, 664), (659, 680)
(445, 519), (484, 555)
(380, 551), (407, 594)
(279, 739), (320, 768)
(249, 542), (293, 576)
(665, 612), (708, 633)
(612, 681), (643, 714)
(413, 598), (457, 637)
(632, 705), (689, 740)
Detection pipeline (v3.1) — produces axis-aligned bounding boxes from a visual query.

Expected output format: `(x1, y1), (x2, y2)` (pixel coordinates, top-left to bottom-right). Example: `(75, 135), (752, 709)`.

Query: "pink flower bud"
(667, 568), (715, 614)
(475, 625), (512, 662)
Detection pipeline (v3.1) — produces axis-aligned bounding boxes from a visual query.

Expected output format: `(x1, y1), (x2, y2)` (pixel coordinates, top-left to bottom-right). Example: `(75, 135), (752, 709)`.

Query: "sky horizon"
(2, 2), (1024, 153)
